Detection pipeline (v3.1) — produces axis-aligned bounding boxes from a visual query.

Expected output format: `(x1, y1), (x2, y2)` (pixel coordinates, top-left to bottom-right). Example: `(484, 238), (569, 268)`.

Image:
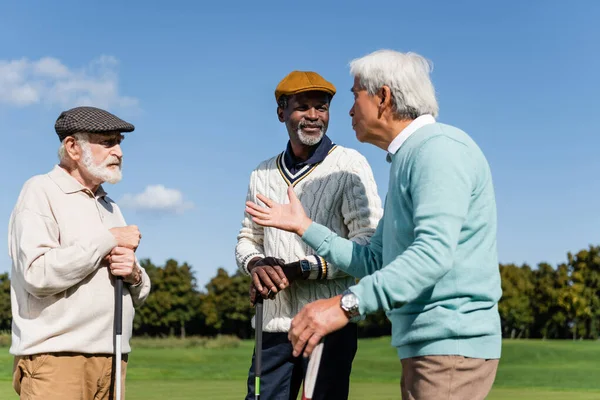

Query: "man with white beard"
(236, 71), (383, 400)
(8, 106), (151, 400)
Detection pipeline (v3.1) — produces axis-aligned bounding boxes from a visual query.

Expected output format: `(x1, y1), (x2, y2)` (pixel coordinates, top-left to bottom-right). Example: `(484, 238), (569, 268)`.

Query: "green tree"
(531, 262), (570, 339)
(134, 259), (165, 335)
(0, 273), (11, 331)
(499, 264), (535, 338)
(198, 268), (254, 338)
(162, 259), (198, 338)
(134, 258), (199, 338)
(565, 246), (600, 339)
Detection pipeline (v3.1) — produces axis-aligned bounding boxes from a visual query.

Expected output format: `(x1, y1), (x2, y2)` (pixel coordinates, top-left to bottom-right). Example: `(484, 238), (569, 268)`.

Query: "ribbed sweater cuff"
(302, 222), (333, 251)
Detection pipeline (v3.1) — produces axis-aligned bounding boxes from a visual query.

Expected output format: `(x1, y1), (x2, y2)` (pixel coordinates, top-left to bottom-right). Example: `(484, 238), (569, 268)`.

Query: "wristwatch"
(298, 256), (327, 280)
(340, 289), (361, 322)
(299, 259), (311, 280)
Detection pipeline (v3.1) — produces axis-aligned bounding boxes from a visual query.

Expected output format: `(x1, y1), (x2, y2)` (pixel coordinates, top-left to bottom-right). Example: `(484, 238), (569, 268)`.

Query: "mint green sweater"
(303, 122), (502, 359)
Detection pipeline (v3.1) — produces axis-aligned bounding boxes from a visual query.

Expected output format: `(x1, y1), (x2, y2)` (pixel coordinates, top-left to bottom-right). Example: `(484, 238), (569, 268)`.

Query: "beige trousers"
(13, 353), (128, 400)
(401, 355), (499, 400)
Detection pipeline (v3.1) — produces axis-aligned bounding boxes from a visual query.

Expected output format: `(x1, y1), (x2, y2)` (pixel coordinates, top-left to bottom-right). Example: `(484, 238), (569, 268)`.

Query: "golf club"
(114, 276), (123, 400)
(252, 260), (316, 399)
(253, 292), (266, 400)
(301, 339), (325, 400)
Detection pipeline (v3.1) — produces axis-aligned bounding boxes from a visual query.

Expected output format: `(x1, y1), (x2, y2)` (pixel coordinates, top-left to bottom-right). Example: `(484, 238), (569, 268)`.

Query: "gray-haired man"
(245, 50), (502, 400)
(9, 106), (151, 400)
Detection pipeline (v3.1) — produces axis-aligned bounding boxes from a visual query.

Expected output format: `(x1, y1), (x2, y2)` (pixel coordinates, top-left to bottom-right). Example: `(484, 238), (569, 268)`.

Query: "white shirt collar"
(387, 114), (436, 156)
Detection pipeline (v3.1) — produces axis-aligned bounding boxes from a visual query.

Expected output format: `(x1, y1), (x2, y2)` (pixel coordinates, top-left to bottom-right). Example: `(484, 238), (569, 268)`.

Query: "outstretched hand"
(245, 186), (313, 236)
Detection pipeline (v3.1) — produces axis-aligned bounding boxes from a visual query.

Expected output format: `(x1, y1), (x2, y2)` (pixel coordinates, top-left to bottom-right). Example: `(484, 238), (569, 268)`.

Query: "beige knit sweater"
(235, 146), (383, 332)
(8, 165), (151, 355)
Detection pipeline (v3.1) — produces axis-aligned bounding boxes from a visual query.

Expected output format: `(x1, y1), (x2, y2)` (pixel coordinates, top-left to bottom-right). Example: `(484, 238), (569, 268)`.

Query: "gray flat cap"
(55, 106), (135, 141)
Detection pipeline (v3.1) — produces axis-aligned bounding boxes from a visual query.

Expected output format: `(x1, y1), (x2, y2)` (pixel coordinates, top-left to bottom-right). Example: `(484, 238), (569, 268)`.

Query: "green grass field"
(1, 338), (599, 399)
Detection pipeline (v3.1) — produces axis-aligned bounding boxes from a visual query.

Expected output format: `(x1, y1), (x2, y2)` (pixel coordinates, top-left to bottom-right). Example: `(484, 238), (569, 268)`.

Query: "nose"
(112, 144), (123, 158)
(349, 104), (355, 118)
(306, 107), (318, 121)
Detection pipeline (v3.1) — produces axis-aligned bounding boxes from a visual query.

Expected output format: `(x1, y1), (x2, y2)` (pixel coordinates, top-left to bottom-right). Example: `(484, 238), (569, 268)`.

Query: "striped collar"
(283, 135), (334, 174)
(277, 137), (337, 187)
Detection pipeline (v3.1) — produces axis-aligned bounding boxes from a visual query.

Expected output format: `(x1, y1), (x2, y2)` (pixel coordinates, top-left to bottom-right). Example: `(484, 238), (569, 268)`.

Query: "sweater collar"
(386, 115), (436, 162)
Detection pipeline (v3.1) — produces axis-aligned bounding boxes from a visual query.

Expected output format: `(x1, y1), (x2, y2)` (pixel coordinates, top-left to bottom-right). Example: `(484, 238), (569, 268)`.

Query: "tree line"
(0, 244), (598, 340)
(499, 245), (600, 340)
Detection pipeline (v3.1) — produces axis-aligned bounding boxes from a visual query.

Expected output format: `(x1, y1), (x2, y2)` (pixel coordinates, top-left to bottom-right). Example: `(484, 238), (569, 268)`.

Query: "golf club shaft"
(251, 259), (301, 399)
(255, 296), (263, 400)
(254, 295), (263, 400)
(115, 277), (123, 400)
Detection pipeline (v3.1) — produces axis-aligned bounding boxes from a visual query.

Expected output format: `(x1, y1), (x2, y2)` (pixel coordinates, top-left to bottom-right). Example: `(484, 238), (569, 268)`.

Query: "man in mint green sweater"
(245, 49), (502, 400)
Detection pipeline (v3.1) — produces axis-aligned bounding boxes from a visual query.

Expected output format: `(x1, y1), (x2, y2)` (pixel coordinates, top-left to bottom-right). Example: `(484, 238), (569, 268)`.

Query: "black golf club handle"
(115, 277), (123, 335)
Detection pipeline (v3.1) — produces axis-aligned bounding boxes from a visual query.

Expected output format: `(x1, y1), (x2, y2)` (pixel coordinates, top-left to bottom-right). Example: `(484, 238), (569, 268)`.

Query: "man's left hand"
(288, 295), (349, 358)
(108, 246), (141, 285)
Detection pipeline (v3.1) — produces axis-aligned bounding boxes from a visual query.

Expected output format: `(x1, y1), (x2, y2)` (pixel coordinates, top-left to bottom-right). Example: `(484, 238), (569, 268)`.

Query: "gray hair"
(277, 95), (289, 110)
(57, 132), (90, 162)
(349, 49), (439, 119)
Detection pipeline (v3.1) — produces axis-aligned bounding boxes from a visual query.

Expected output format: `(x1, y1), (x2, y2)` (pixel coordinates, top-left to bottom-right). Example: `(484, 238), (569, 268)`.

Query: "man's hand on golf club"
(245, 186), (313, 236)
(249, 257), (289, 300)
(288, 295), (349, 358)
(248, 256), (307, 303)
(108, 247), (142, 285)
(110, 225), (142, 251)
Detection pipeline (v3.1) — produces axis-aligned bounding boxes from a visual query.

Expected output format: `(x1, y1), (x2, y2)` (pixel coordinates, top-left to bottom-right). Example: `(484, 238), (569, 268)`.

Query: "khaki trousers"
(13, 353), (128, 400)
(401, 355), (499, 400)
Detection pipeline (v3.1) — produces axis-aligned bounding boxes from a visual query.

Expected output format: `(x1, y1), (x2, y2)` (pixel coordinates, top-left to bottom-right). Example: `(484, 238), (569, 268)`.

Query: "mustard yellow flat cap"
(275, 71), (336, 102)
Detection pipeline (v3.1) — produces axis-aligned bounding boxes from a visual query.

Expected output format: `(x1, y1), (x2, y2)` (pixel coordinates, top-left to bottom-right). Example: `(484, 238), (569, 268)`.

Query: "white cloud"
(33, 57), (70, 78)
(119, 185), (194, 214)
(0, 55), (138, 110)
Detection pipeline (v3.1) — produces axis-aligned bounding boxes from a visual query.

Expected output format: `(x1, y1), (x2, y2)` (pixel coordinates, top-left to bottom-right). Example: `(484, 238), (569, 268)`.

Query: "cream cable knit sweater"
(236, 146), (383, 332)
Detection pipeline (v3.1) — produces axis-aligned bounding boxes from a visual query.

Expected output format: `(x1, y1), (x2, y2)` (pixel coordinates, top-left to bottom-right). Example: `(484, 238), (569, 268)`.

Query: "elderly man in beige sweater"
(8, 106), (151, 400)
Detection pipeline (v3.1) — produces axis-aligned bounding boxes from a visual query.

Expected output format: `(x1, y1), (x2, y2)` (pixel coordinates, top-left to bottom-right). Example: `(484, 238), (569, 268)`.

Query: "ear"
(63, 136), (82, 161)
(277, 106), (285, 123)
(378, 85), (393, 113)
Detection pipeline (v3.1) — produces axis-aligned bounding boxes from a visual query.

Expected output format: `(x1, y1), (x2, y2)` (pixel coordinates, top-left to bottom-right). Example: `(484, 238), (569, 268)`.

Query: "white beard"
(296, 121), (325, 146)
(297, 129), (324, 146)
(80, 142), (122, 184)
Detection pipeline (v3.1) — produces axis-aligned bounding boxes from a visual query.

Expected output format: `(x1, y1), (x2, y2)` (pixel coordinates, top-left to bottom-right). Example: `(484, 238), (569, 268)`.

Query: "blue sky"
(1, 0), (598, 289)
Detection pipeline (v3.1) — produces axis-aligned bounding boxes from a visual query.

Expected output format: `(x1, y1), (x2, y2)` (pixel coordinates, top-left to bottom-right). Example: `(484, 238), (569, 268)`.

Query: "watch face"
(342, 293), (358, 310)
(300, 260), (310, 271)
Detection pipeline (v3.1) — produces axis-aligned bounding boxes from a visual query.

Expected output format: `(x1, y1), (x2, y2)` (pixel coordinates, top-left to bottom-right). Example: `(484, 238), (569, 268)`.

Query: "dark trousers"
(245, 323), (358, 400)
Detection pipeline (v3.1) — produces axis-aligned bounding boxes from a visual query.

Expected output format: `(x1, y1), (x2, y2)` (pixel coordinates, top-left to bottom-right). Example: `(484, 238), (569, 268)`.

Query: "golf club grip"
(302, 340), (325, 400)
(115, 277), (123, 335)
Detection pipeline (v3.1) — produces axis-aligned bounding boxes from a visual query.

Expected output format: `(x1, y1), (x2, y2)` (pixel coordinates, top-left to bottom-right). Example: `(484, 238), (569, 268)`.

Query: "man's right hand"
(109, 225), (142, 251)
(248, 257), (289, 299)
(245, 186), (313, 236)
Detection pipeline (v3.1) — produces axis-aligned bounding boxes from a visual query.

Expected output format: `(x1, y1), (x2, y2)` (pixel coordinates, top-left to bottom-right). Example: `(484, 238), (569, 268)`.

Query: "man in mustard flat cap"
(236, 71), (383, 399)
(9, 106), (151, 399)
